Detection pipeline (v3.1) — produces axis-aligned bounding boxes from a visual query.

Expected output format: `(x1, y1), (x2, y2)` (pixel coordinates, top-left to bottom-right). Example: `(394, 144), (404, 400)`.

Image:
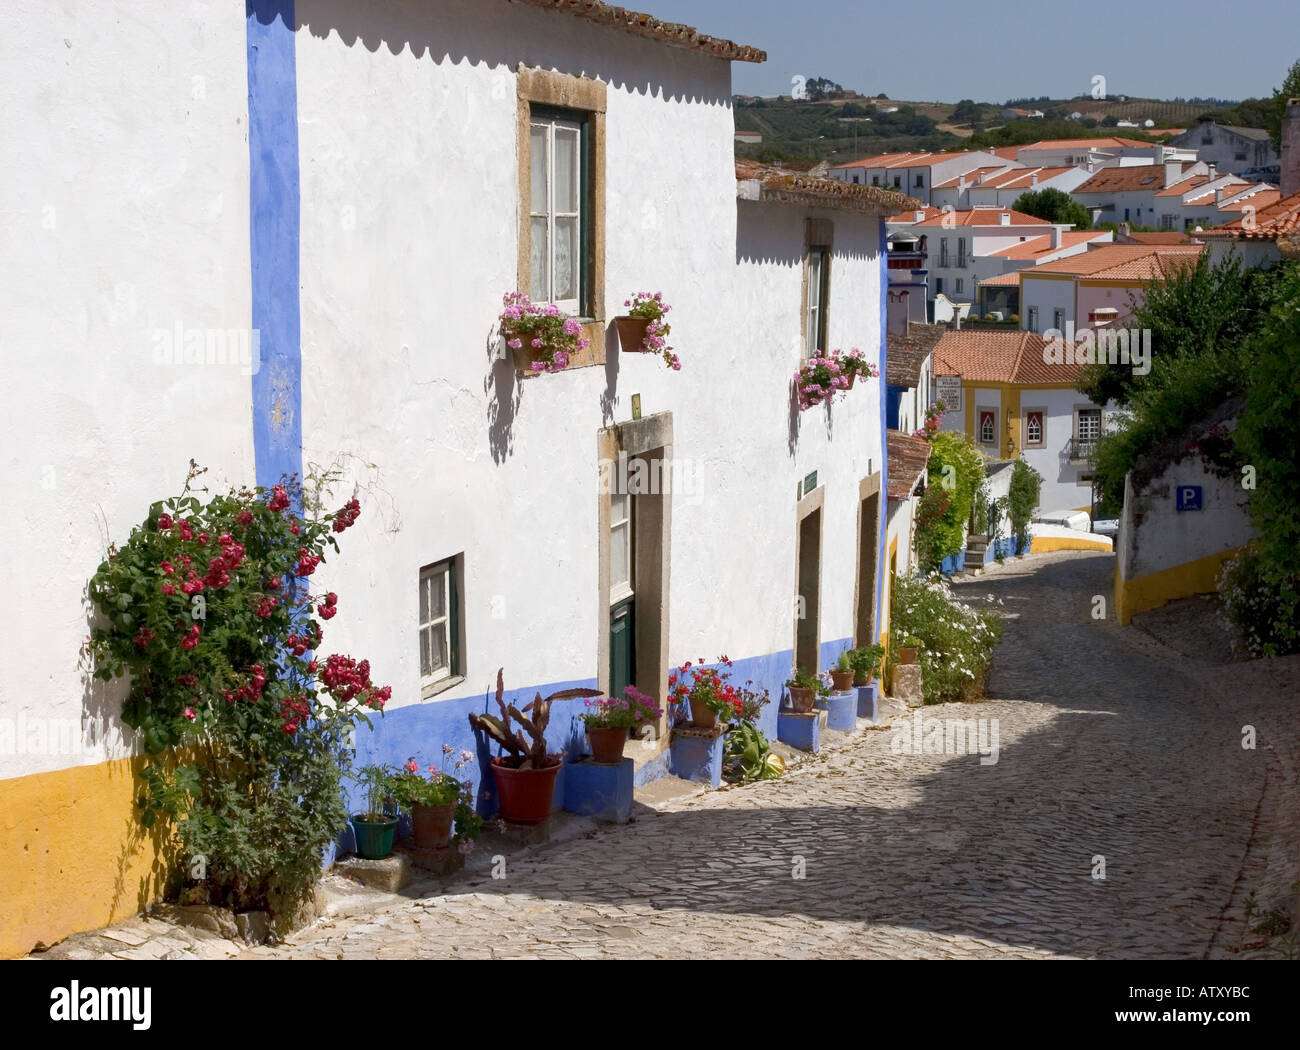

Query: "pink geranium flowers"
(623, 291), (680, 370)
(499, 292), (590, 373)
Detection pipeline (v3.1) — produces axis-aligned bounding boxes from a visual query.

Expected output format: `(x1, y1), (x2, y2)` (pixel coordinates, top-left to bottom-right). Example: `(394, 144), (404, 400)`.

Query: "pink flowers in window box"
(499, 291), (590, 374)
(616, 291), (680, 370)
(795, 348), (878, 411)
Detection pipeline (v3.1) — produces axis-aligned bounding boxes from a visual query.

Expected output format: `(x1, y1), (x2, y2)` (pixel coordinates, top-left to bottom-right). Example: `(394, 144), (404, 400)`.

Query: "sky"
(639, 0), (1300, 104)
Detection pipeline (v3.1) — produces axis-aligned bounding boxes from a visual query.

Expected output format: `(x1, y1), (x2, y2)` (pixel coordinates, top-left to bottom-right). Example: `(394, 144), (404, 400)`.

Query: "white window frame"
(609, 475), (634, 604)
(1074, 407), (1102, 443)
(529, 114), (583, 315)
(978, 408), (998, 447)
(1024, 407), (1045, 447)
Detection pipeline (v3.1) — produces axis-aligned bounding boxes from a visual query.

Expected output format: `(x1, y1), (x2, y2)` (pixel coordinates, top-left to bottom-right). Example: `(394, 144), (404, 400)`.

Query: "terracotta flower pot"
(786, 686), (815, 713)
(614, 315), (652, 353)
(829, 669), (856, 692)
(490, 757), (560, 826)
(688, 698), (718, 729)
(898, 647), (919, 665)
(411, 803), (455, 849)
(844, 371), (856, 389)
(853, 670), (876, 687)
(587, 726), (628, 764)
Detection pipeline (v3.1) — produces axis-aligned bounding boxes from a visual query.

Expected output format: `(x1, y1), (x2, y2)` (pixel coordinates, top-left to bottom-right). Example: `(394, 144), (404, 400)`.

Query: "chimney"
(1283, 98), (1300, 197)
(1215, 187), (1224, 206)
(1050, 226), (1062, 250)
(887, 289), (910, 336)
(1164, 160), (1183, 185)
(958, 173), (967, 190)
(1000, 212), (1011, 226)
(1207, 162), (1216, 180)
(914, 209), (925, 223)
(1118, 221), (1131, 241)
(1030, 171), (1039, 186)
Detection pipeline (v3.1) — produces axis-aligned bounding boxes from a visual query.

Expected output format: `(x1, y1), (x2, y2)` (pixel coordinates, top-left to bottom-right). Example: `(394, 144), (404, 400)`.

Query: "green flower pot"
(350, 814), (397, 859)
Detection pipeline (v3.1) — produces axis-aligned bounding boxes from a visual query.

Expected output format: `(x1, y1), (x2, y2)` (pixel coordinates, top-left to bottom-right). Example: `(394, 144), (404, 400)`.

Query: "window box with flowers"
(795, 349), (878, 410)
(499, 292), (591, 375)
(614, 291), (680, 370)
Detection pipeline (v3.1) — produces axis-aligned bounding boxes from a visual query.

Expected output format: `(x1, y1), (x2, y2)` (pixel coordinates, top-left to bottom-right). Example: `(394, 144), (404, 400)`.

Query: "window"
(609, 486), (634, 601)
(803, 219), (832, 358)
(978, 409), (997, 447)
(851, 174), (860, 184)
(939, 238), (950, 267)
(872, 175), (880, 186)
(1027, 306), (1038, 332)
(1053, 308), (1065, 332)
(1202, 134), (1213, 145)
(529, 110), (586, 315)
(955, 278), (964, 293)
(934, 277), (944, 295)
(1075, 407), (1102, 442)
(1161, 214), (1176, 230)
(957, 238), (967, 268)
(893, 175), (902, 188)
(915, 174), (924, 187)
(1234, 152), (1247, 162)
(1025, 408), (1045, 447)
(517, 67), (606, 346)
(419, 558), (462, 692)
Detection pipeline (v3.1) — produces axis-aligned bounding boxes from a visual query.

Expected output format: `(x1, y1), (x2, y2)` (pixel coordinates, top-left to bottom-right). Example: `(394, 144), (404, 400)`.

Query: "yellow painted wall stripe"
(1115, 545), (1244, 626)
(0, 756), (174, 959)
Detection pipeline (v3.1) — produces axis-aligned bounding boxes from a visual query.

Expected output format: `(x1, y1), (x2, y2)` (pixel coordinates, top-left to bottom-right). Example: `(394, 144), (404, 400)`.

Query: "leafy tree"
(1267, 58), (1300, 151)
(1006, 459), (1043, 548)
(1011, 187), (1091, 229)
(915, 431), (986, 572)
(951, 99), (981, 123)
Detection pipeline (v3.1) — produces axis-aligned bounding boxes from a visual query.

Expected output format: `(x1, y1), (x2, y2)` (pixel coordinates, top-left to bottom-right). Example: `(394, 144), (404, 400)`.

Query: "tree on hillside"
(951, 99), (981, 123)
(1011, 188), (1091, 230)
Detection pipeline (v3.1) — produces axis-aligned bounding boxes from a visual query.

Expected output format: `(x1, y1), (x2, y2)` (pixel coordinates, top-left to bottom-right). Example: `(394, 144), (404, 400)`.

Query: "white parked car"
(1034, 509), (1091, 532)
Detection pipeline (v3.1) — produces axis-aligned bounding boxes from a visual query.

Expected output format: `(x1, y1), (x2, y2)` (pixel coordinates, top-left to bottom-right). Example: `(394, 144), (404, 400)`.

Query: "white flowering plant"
(890, 575), (1003, 704)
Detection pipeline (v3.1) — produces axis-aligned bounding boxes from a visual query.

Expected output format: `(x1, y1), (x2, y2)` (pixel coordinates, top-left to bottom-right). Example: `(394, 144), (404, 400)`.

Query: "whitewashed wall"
(293, 0), (885, 715)
(0, 0), (254, 779)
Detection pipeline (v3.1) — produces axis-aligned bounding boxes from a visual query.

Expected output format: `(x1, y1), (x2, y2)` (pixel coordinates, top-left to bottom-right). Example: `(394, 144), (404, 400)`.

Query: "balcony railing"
(1065, 437), (1097, 463)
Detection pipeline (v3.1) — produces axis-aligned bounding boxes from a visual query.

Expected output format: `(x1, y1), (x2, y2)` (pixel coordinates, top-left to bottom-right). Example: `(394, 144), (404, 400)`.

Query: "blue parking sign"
(1176, 485), (1202, 512)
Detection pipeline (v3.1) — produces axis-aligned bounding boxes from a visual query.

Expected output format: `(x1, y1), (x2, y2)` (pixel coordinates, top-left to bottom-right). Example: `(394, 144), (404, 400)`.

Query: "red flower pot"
(490, 757), (560, 825)
(898, 647), (919, 665)
(853, 670), (875, 687)
(587, 726), (628, 764)
(845, 371), (856, 389)
(614, 315), (652, 353)
(411, 803), (455, 849)
(829, 669), (856, 692)
(786, 686), (815, 713)
(688, 698), (718, 729)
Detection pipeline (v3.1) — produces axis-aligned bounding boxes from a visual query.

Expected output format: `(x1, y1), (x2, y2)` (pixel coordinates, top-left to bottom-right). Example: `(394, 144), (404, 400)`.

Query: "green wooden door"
(610, 596), (635, 698)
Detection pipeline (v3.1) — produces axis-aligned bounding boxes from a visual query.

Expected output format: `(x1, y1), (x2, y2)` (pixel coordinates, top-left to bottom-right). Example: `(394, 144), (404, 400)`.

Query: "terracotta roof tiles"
(886, 430), (932, 499)
(931, 329), (1078, 385)
(513, 1), (765, 62)
(736, 160), (920, 214)
(1202, 190), (1300, 240)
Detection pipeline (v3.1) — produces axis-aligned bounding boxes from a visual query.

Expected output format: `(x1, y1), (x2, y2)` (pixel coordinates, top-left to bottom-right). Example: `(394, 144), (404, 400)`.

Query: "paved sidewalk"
(36, 551), (1300, 960)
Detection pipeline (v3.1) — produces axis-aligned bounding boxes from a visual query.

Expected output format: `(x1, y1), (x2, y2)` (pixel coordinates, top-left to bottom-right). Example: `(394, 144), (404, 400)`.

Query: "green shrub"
(1219, 545), (1300, 656)
(891, 575), (1003, 704)
(1007, 458), (1043, 547)
(915, 431), (986, 572)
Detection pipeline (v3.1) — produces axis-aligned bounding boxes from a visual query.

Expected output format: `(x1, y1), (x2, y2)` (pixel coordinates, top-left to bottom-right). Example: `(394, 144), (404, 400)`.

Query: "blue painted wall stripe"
(246, 0), (303, 493)
(876, 217), (889, 640)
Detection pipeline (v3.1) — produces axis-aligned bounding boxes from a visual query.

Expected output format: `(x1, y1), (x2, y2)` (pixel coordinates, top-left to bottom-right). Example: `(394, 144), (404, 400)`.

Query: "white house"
(829, 150), (1019, 203)
(0, 0), (917, 959)
(1167, 120), (1279, 181)
(932, 164), (1094, 210)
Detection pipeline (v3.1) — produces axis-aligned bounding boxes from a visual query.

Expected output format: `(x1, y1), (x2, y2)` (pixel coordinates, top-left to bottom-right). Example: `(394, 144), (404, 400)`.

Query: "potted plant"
(390, 746), (481, 851)
(499, 292), (590, 374)
(350, 765), (399, 860)
(837, 347), (880, 390)
(669, 657), (744, 730)
(897, 635), (923, 665)
(785, 667), (829, 713)
(846, 643), (885, 686)
(468, 669), (601, 825)
(614, 291), (680, 370)
(580, 686), (662, 763)
(829, 652), (857, 692)
(794, 352), (851, 410)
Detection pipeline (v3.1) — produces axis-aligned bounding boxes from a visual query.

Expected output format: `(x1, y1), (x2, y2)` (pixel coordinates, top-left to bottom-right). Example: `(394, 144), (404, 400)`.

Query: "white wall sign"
(935, 376), (962, 413)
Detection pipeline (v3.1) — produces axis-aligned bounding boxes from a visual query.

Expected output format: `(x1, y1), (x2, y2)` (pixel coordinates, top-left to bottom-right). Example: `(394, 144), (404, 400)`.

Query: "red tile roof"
(886, 324), (945, 387)
(965, 166), (1074, 190)
(932, 329), (1079, 385)
(515, 1), (765, 62)
(987, 230), (1112, 259)
(885, 205), (945, 224)
(931, 165), (1009, 189)
(736, 160), (920, 213)
(1218, 188), (1282, 212)
(1075, 166), (1173, 194)
(831, 149), (985, 171)
(1121, 231), (1194, 244)
(1027, 243), (1202, 278)
(976, 271), (1023, 287)
(913, 207), (1051, 228)
(886, 430), (932, 499)
(1201, 190), (1300, 241)
(1019, 137), (1156, 151)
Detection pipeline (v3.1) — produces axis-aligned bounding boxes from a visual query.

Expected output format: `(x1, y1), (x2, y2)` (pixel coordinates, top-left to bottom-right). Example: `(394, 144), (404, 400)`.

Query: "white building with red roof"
(827, 149), (1020, 203)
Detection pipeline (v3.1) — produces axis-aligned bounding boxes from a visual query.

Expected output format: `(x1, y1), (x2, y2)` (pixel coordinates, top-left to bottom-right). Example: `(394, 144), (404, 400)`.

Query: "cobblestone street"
(40, 550), (1300, 960)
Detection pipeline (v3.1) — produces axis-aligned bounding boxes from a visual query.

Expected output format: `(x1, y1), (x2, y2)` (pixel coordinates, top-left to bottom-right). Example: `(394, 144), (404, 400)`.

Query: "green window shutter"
(448, 559), (461, 677)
